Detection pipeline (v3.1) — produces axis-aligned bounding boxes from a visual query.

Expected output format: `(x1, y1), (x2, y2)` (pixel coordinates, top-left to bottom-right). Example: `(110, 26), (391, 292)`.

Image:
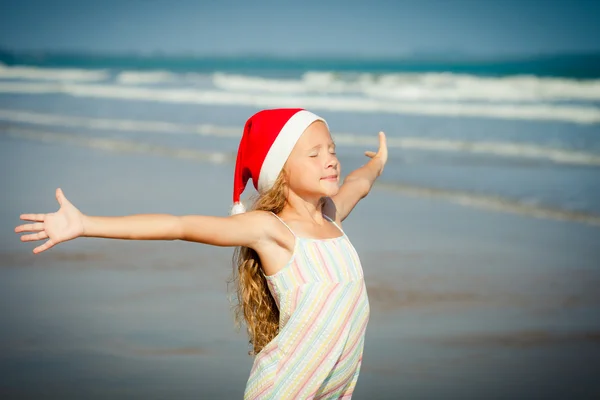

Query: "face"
(284, 121), (340, 199)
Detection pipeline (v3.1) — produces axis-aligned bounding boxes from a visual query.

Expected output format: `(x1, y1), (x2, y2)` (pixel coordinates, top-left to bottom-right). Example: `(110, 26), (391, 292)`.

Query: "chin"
(321, 182), (340, 196)
(329, 187), (340, 197)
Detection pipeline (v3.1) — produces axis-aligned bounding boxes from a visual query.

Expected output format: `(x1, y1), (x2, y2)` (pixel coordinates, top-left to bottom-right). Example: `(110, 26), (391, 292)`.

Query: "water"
(2, 50), (600, 78)
(1, 50), (599, 223)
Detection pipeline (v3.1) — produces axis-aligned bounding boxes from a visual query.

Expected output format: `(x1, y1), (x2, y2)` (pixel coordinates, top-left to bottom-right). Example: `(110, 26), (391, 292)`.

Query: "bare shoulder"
(246, 210), (295, 251)
(233, 209), (275, 226)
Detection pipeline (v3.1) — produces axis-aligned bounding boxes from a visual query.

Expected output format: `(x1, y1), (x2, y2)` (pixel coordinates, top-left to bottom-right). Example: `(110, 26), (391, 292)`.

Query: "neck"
(282, 192), (326, 223)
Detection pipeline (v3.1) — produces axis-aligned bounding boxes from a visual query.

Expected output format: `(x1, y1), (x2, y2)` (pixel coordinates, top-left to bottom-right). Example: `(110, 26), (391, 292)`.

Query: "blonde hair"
(229, 172), (288, 355)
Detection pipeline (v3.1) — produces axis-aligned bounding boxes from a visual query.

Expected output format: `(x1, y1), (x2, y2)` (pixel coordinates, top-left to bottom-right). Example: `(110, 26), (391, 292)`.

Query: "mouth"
(321, 175), (338, 181)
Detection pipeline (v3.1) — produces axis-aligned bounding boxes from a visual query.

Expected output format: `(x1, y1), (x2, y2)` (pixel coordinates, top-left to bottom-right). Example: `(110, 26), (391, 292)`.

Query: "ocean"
(1, 50), (599, 223)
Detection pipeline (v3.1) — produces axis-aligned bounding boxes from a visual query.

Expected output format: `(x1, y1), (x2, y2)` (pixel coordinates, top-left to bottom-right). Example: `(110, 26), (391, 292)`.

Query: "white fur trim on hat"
(230, 202), (246, 215)
(257, 110), (325, 193)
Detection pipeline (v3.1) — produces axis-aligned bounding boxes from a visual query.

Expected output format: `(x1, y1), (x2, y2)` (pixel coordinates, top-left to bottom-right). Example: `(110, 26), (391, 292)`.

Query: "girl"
(15, 108), (387, 399)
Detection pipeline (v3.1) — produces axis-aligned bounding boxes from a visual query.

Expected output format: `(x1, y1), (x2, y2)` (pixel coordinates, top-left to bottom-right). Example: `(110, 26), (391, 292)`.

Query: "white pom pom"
(230, 202), (246, 215)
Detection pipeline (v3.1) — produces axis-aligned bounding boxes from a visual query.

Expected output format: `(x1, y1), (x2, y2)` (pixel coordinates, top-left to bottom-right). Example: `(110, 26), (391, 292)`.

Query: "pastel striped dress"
(244, 214), (370, 399)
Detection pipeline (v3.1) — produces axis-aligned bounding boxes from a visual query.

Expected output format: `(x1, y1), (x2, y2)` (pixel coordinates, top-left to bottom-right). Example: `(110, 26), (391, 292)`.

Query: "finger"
(364, 151), (376, 158)
(378, 131), (387, 151)
(20, 213), (46, 222)
(378, 131), (388, 160)
(20, 231), (49, 242)
(33, 239), (54, 254)
(56, 188), (66, 206)
(15, 222), (44, 233)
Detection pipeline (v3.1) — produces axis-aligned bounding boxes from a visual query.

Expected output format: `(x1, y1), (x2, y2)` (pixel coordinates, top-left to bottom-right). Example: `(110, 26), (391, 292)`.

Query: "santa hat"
(231, 108), (326, 215)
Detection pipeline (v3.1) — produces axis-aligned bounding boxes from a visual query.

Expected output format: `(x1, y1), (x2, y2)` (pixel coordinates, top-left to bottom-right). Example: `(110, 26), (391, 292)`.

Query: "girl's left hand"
(364, 131), (388, 175)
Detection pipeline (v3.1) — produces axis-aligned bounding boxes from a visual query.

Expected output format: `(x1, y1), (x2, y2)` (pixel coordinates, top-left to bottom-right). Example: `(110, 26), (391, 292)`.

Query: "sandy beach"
(1, 135), (599, 399)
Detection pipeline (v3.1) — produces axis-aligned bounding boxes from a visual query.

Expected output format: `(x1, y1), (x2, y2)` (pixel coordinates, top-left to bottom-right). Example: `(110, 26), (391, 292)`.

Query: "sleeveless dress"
(244, 214), (370, 400)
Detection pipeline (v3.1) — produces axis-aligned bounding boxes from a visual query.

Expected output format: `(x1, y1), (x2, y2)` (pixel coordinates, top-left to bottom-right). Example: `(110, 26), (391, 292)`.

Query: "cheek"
(286, 158), (330, 186)
(285, 160), (312, 185)
(299, 161), (320, 181)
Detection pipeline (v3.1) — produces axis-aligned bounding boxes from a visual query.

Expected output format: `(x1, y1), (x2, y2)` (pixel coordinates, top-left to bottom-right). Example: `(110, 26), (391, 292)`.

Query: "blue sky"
(1, 0), (599, 57)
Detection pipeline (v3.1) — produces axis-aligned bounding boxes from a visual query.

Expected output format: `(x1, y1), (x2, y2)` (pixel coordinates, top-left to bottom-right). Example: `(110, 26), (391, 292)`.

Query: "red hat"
(231, 108), (326, 214)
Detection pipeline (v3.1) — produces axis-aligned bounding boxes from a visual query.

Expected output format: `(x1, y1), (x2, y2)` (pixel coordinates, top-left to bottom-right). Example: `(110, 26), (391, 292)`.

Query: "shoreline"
(3, 126), (600, 227)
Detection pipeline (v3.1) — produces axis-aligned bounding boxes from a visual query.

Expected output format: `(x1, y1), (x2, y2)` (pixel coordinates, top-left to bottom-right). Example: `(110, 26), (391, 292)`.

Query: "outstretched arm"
(331, 131), (387, 221)
(83, 213), (266, 246)
(15, 188), (268, 254)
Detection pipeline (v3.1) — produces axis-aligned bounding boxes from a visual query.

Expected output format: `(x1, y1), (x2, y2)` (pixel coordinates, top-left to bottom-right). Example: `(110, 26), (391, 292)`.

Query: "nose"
(326, 154), (338, 169)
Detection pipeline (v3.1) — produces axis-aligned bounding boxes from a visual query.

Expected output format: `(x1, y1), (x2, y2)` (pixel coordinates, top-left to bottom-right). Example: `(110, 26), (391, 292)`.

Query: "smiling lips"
(321, 175), (338, 181)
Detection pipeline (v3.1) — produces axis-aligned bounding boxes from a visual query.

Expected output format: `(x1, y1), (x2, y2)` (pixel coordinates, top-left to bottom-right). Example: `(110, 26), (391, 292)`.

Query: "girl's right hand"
(15, 188), (85, 254)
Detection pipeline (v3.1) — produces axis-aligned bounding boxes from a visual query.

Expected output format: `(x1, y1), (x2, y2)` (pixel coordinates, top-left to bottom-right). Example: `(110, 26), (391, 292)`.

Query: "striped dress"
(244, 214), (370, 399)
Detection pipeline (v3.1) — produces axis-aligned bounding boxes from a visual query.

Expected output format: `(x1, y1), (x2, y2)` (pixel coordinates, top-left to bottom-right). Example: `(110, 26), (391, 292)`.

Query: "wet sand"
(1, 137), (599, 399)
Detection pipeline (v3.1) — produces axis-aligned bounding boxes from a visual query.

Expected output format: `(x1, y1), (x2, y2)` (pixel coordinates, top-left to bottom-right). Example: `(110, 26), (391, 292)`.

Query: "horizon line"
(1, 47), (600, 62)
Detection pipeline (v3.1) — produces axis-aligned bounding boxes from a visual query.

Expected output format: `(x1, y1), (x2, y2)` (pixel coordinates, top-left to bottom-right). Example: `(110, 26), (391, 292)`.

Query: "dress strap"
(270, 212), (297, 238)
(323, 214), (345, 236)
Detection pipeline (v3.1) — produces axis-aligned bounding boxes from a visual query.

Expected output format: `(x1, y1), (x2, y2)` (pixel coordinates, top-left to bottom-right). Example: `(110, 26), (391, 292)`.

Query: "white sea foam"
(0, 109), (241, 137)
(0, 63), (109, 82)
(2, 63), (599, 102)
(1, 109), (599, 166)
(0, 82), (599, 124)
(116, 70), (180, 85)
(1, 126), (234, 164)
(213, 71), (600, 102)
(114, 70), (211, 86)
(338, 135), (600, 166)
(3, 125), (599, 227)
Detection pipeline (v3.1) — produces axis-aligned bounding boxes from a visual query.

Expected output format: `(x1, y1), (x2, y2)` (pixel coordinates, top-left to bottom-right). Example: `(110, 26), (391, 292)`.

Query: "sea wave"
(0, 109), (240, 137)
(0, 63), (108, 82)
(115, 70), (210, 86)
(116, 70), (180, 85)
(3, 125), (599, 227)
(1, 63), (599, 103)
(1, 126), (233, 164)
(0, 82), (598, 124)
(213, 72), (600, 102)
(1, 109), (599, 166)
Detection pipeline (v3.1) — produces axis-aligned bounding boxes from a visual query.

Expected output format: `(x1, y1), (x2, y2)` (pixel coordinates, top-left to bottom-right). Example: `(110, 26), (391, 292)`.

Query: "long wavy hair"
(229, 172), (288, 356)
